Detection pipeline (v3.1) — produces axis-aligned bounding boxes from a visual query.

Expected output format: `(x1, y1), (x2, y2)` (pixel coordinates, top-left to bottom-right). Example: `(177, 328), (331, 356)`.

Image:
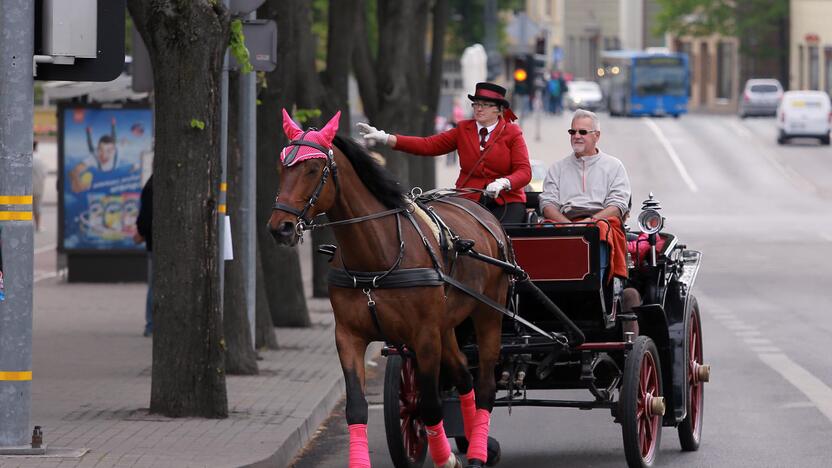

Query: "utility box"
(42, 0), (98, 59)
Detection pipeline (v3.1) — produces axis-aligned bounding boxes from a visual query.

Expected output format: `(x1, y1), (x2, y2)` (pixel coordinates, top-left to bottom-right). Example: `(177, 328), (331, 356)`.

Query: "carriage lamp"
(637, 209), (663, 235)
(637, 193), (664, 235)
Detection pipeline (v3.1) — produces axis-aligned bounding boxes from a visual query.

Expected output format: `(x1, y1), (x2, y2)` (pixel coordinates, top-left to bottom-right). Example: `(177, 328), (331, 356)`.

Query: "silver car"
(738, 79), (783, 118)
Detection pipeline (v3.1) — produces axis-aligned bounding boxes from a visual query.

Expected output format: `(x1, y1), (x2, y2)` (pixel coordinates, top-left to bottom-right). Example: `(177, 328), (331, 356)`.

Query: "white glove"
(356, 122), (389, 146)
(484, 178), (511, 198)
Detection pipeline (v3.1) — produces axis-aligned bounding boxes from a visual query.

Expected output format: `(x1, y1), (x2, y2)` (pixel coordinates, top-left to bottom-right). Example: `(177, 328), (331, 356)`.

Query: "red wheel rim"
(688, 310), (704, 441)
(399, 358), (425, 462)
(637, 351), (660, 462)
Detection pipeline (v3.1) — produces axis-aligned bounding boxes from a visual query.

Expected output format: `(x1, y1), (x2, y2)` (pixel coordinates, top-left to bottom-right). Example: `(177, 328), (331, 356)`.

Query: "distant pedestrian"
(32, 140), (47, 232)
(133, 175), (153, 337)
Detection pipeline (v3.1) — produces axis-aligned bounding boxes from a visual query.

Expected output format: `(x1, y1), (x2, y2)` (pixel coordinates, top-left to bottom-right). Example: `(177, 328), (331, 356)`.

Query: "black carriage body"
(476, 223), (704, 427)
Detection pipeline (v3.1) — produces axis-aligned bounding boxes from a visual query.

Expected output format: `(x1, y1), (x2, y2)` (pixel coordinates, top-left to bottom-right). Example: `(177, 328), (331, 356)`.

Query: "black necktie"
(479, 127), (488, 148)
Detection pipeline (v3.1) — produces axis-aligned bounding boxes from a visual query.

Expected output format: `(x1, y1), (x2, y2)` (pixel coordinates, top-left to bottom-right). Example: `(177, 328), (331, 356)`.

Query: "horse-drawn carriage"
(381, 193), (708, 468)
(268, 115), (709, 468)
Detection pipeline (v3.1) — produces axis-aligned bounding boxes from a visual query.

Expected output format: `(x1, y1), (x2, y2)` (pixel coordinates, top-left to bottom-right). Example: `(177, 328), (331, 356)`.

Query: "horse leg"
(467, 308), (503, 466)
(440, 329), (477, 441)
(335, 325), (371, 468)
(415, 330), (461, 468)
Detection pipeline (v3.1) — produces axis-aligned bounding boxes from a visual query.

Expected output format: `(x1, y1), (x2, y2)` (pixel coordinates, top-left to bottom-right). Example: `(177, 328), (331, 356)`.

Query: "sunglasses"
(471, 102), (497, 109)
(567, 129), (598, 135)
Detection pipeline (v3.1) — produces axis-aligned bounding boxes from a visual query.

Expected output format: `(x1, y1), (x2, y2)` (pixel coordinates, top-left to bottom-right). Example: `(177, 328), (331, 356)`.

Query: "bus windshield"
(633, 58), (687, 96)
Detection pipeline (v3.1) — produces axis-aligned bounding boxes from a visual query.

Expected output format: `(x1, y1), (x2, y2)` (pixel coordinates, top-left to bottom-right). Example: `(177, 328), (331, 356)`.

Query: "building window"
(809, 46), (820, 90)
(825, 47), (832, 95)
(716, 41), (734, 99)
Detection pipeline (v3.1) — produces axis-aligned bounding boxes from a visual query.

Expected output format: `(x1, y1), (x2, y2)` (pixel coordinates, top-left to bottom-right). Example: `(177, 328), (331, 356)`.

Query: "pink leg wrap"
(348, 424), (371, 468)
(426, 421), (452, 466)
(459, 390), (477, 440)
(467, 409), (491, 463)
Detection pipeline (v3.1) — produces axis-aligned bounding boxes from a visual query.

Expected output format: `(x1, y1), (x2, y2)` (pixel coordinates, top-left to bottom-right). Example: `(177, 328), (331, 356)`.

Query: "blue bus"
(600, 50), (690, 117)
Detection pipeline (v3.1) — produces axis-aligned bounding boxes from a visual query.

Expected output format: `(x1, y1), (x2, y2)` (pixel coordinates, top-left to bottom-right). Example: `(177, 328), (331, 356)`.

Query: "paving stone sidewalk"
(2, 251), (350, 468)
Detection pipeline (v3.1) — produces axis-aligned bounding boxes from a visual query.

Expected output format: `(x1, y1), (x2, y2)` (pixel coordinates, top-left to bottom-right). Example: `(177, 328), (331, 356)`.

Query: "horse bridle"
(272, 131), (340, 233)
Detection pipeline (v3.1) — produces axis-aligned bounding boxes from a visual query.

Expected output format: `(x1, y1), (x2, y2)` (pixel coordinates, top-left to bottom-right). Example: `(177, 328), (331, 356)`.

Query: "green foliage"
(312, 0), (329, 64)
(190, 118), (206, 130)
(229, 19), (254, 74)
(293, 108), (322, 125)
(655, 0), (788, 59)
(446, 0), (525, 57)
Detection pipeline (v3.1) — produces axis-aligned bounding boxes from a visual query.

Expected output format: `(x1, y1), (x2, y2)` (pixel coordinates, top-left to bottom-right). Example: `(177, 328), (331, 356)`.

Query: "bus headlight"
(637, 209), (664, 234)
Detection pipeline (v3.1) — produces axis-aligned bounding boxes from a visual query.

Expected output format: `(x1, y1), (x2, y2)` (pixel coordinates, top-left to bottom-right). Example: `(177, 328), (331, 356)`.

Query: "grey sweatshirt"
(538, 149), (631, 218)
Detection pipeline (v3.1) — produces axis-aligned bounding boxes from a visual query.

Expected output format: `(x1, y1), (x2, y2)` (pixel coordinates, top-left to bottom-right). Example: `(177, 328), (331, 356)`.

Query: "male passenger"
(539, 110), (636, 310)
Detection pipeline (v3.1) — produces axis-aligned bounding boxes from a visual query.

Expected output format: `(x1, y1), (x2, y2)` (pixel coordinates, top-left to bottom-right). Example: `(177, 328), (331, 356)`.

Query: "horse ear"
(320, 111), (341, 144)
(282, 108), (304, 140)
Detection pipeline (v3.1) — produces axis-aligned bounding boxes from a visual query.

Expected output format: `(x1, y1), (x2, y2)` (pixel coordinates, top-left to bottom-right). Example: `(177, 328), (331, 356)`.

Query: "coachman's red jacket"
(393, 118), (532, 205)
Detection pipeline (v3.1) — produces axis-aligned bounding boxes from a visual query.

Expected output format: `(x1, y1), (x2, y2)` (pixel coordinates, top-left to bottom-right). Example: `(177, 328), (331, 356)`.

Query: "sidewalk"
(3, 234), (354, 468)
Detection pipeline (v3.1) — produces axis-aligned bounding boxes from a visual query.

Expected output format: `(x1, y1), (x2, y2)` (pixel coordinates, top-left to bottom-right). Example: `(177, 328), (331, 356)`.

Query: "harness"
(272, 139), (566, 345)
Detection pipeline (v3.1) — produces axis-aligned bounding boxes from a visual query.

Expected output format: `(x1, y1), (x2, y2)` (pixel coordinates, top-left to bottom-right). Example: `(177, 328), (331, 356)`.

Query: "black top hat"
(468, 82), (510, 108)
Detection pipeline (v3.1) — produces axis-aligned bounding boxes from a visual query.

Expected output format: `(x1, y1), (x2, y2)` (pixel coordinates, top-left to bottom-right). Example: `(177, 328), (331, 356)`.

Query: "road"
(291, 112), (832, 467)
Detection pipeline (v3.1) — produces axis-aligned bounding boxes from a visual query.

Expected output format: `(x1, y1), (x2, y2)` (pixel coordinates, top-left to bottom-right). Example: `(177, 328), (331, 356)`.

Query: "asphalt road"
(291, 112), (832, 468)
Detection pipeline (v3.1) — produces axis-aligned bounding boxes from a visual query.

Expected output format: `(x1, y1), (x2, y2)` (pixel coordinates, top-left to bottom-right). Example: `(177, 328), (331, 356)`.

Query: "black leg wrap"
(466, 459), (485, 468)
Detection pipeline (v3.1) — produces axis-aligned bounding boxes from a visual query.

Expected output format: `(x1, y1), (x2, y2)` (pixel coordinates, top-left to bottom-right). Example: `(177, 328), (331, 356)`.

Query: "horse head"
(268, 109), (341, 246)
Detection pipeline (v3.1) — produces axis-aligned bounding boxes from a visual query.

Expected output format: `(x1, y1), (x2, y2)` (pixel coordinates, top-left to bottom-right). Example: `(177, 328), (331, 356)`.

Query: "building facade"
(791, 0), (832, 94)
(670, 34), (740, 112)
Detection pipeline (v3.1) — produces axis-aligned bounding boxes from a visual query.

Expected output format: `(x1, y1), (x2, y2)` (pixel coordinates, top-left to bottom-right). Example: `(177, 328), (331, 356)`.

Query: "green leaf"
(229, 19), (254, 74)
(190, 119), (205, 130)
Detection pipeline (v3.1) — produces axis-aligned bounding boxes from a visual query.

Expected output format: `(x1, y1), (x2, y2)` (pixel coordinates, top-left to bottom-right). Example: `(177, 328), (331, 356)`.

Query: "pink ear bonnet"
(280, 109), (341, 166)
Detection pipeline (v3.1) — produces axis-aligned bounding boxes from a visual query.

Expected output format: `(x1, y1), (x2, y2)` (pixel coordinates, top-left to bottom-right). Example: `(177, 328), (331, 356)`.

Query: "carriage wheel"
(620, 336), (663, 468)
(678, 296), (705, 451)
(384, 355), (427, 468)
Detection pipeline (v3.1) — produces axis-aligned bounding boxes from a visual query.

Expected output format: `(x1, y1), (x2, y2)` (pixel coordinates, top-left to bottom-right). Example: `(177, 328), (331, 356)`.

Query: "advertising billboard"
(59, 105), (153, 252)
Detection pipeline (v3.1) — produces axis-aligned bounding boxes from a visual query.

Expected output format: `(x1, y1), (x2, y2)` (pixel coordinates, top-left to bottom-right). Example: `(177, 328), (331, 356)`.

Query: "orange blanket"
(595, 216), (628, 282)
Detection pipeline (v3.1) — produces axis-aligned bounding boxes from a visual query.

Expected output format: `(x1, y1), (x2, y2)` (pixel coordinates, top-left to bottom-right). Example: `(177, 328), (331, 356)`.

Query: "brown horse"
(268, 110), (511, 468)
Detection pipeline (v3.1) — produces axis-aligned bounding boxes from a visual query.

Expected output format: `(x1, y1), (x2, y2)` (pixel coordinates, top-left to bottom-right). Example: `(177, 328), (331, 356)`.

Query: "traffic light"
(513, 56), (529, 95)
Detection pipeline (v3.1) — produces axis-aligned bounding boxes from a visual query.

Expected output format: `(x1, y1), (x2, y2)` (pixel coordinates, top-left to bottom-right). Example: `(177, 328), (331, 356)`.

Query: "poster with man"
(61, 106), (153, 250)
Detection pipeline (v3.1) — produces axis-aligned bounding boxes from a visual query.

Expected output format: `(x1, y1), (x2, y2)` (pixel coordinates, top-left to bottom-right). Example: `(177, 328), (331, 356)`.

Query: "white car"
(564, 81), (604, 111)
(776, 91), (831, 145)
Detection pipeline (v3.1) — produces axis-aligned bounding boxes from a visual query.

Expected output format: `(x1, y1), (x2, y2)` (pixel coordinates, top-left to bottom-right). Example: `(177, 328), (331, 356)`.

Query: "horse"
(268, 109), (513, 468)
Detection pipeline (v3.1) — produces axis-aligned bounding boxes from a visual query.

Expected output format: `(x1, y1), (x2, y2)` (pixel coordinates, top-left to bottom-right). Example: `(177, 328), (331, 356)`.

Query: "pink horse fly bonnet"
(280, 108), (341, 166)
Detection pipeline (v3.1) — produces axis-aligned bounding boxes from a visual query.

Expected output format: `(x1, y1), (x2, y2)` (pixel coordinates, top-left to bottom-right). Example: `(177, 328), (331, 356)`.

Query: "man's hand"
(484, 178), (511, 198)
(356, 122), (390, 146)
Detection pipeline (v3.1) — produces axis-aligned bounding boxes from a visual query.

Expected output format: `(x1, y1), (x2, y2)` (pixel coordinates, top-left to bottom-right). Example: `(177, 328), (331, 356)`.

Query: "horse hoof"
(486, 436), (501, 466)
(465, 459), (486, 468)
(438, 454), (462, 468)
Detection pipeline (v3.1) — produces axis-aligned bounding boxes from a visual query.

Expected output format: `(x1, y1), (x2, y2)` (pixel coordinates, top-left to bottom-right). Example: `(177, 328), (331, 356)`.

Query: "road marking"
(368, 403), (384, 411)
(743, 337), (773, 346)
(758, 352), (832, 423)
(34, 244), (56, 255)
(728, 120), (754, 139)
(750, 346), (782, 354)
(734, 330), (762, 337)
(643, 118), (699, 192)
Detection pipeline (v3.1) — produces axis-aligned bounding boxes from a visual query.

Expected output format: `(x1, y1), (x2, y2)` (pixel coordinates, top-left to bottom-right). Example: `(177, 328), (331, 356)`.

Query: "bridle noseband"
(272, 131), (340, 235)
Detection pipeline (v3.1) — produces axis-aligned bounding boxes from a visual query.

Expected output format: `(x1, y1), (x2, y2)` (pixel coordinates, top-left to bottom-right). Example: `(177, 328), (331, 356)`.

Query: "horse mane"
(332, 135), (407, 210)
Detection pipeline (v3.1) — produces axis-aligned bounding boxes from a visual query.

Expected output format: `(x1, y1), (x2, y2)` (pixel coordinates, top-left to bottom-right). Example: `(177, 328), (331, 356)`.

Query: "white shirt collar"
(476, 121), (498, 134)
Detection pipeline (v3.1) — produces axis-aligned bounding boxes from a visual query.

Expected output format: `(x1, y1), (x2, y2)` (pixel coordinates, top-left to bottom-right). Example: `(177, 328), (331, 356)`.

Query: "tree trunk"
(223, 73), (258, 375)
(128, 0), (228, 418)
(255, 240), (278, 349)
(256, 0), (310, 327)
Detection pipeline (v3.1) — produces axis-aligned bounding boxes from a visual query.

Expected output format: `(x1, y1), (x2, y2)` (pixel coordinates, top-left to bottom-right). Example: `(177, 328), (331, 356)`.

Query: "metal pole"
(218, 0), (231, 316)
(239, 12), (257, 347)
(483, 0), (498, 81)
(0, 0), (35, 449)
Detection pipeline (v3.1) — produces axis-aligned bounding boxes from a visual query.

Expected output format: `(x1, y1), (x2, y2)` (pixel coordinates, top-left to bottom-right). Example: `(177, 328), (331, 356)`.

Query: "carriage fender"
(633, 303), (675, 422)
(663, 279), (691, 424)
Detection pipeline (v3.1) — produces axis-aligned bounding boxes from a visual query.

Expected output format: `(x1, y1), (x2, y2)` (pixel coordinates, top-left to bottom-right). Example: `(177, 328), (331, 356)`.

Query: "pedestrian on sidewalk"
(133, 175), (153, 337)
(32, 140), (47, 232)
(357, 82), (531, 225)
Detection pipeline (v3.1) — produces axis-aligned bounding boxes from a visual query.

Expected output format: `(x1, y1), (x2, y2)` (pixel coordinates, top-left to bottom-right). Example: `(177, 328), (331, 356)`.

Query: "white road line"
(750, 346), (782, 354)
(728, 120), (754, 139)
(734, 330), (762, 337)
(643, 118), (699, 192)
(758, 352), (832, 423)
(34, 244), (56, 255)
(743, 337), (773, 346)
